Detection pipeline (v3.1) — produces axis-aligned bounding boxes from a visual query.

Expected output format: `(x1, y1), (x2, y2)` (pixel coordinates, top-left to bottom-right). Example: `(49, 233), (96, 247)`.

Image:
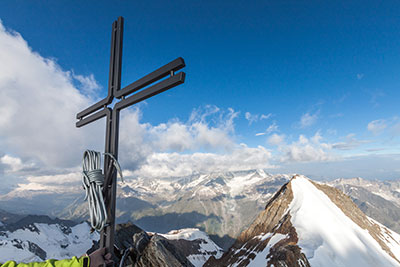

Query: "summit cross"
(75, 16), (186, 255)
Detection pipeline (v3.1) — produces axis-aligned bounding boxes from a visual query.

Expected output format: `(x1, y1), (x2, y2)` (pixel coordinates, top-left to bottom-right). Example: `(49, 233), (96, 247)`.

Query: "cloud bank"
(0, 21), (274, 193)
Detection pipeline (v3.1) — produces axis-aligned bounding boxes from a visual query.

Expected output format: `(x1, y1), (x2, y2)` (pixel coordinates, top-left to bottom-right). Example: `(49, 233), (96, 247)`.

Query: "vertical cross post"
(101, 16), (123, 254)
(76, 16), (186, 257)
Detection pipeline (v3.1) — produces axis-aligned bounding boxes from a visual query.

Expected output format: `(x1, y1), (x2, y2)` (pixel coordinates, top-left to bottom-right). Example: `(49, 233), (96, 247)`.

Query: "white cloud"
(266, 122), (278, 134)
(275, 154), (400, 180)
(367, 119), (387, 135)
(72, 73), (101, 97)
(245, 112), (271, 125)
(0, 21), (103, 168)
(118, 106), (239, 171)
(260, 113), (272, 120)
(131, 144), (273, 178)
(268, 133), (285, 146)
(332, 133), (370, 150)
(255, 122), (278, 136)
(278, 133), (334, 162)
(0, 154), (35, 172)
(245, 112), (258, 125)
(26, 172), (81, 185)
(299, 112), (318, 128)
(189, 105), (220, 123)
(148, 119), (234, 152)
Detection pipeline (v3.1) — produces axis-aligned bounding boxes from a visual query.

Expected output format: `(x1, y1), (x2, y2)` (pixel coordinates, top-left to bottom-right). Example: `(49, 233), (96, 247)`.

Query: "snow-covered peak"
(208, 175), (400, 267)
(0, 221), (98, 262)
(290, 175), (400, 266)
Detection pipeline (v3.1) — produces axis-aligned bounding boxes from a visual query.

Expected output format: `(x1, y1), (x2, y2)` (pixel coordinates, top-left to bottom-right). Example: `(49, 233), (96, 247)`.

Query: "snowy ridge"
(207, 175), (400, 267)
(160, 228), (223, 267)
(160, 228), (213, 241)
(290, 176), (400, 266)
(0, 222), (98, 262)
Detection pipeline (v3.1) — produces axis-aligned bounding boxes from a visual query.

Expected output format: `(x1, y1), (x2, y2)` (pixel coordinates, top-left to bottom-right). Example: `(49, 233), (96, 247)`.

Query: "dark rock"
(135, 234), (194, 267)
(28, 241), (47, 260)
(132, 232), (150, 254)
(115, 222), (145, 251)
(9, 239), (47, 260)
(111, 223), (194, 267)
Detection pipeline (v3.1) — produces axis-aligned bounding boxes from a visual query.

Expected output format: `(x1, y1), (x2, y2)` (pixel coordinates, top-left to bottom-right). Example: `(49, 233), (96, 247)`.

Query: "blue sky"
(0, 1), (399, 193)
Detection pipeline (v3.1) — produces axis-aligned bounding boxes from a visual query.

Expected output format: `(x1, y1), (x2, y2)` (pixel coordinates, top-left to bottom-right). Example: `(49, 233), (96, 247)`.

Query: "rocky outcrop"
(110, 223), (194, 267)
(205, 180), (310, 267)
(134, 234), (194, 267)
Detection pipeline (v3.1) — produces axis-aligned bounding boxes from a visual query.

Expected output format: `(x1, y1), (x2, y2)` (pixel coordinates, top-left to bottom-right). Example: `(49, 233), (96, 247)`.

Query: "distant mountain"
(0, 214), (222, 267)
(328, 177), (400, 234)
(0, 215), (98, 262)
(0, 208), (24, 225)
(206, 175), (400, 266)
(1, 170), (399, 251)
(329, 177), (400, 206)
(52, 170), (292, 249)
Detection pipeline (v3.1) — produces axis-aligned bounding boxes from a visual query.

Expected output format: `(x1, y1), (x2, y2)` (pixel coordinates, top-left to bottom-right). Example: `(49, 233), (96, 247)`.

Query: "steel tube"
(115, 57), (185, 98)
(115, 72), (185, 111)
(76, 108), (110, 127)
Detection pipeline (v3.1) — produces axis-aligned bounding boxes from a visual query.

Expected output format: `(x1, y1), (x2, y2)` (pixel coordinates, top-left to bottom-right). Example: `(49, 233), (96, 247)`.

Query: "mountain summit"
(206, 175), (400, 267)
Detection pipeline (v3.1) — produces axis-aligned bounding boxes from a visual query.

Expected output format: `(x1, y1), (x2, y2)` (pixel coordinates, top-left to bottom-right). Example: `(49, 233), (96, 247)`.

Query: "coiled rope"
(82, 150), (123, 231)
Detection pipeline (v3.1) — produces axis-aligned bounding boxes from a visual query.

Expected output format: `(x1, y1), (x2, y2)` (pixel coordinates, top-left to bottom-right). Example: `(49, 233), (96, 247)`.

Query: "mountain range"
(0, 211), (222, 267)
(0, 211), (98, 262)
(0, 170), (399, 251)
(1, 175), (400, 266)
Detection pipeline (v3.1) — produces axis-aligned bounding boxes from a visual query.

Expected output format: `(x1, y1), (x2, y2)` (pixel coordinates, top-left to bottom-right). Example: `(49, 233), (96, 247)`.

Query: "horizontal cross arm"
(115, 72), (185, 111)
(76, 95), (113, 120)
(115, 57), (185, 99)
(76, 108), (111, 128)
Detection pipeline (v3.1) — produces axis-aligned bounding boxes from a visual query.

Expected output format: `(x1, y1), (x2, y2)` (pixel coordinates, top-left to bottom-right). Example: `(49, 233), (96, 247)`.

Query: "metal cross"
(75, 16), (186, 255)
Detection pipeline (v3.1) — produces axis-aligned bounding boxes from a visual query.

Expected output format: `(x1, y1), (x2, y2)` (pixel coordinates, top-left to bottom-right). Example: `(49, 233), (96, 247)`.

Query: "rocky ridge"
(205, 177), (309, 267)
(206, 175), (400, 266)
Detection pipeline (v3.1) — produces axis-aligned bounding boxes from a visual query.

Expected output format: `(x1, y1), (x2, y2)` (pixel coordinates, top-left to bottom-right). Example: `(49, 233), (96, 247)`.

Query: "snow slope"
(160, 228), (223, 267)
(208, 175), (400, 267)
(0, 222), (98, 262)
(290, 176), (400, 267)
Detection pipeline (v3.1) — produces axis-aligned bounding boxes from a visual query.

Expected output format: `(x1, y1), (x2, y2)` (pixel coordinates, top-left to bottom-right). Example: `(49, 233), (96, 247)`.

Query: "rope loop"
(82, 149), (124, 232)
(82, 150), (121, 232)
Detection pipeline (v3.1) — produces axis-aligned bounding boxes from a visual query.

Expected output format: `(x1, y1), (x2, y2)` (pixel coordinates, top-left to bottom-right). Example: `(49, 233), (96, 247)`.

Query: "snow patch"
(232, 233), (287, 267)
(226, 172), (264, 196)
(0, 222), (98, 262)
(160, 228), (223, 267)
